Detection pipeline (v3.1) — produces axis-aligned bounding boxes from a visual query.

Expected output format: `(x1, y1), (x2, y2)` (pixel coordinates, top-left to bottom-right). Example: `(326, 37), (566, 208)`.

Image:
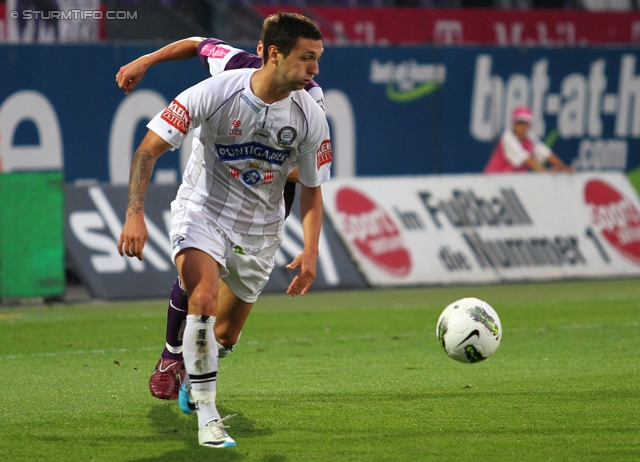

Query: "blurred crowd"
(2, 0), (636, 8)
(2, 0), (635, 44)
(1, 0), (616, 8)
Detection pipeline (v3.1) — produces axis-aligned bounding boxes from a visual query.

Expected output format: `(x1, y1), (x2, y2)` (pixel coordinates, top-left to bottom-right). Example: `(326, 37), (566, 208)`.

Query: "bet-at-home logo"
(470, 54), (640, 171)
(370, 59), (446, 102)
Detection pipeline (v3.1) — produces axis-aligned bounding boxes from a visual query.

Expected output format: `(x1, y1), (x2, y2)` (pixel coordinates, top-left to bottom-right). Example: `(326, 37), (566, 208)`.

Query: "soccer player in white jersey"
(118, 12), (331, 449)
(116, 34), (326, 401)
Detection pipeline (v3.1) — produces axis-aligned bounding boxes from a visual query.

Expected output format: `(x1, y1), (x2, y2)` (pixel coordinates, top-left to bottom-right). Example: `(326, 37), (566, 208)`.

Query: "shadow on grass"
(128, 402), (275, 461)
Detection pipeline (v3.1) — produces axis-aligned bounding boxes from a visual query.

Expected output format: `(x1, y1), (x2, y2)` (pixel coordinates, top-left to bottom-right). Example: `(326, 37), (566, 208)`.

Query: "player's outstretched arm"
(116, 37), (205, 94)
(547, 153), (574, 172)
(286, 185), (323, 297)
(523, 157), (547, 172)
(118, 130), (172, 260)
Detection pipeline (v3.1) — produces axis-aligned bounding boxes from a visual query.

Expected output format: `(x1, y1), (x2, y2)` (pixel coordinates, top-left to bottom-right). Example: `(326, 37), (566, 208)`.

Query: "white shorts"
(169, 203), (283, 303)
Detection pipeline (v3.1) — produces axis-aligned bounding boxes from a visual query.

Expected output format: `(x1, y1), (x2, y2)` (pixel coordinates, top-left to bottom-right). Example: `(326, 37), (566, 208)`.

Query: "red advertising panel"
(0, 3), (6, 42)
(255, 6), (640, 45)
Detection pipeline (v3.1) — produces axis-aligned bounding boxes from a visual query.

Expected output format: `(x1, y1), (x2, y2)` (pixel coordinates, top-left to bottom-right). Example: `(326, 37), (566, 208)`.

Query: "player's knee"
(187, 289), (215, 314)
(215, 331), (240, 348)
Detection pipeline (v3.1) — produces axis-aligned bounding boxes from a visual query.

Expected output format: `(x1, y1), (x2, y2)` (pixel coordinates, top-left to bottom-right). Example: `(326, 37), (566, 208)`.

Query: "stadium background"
(1, 3), (640, 461)
(2, 1), (640, 300)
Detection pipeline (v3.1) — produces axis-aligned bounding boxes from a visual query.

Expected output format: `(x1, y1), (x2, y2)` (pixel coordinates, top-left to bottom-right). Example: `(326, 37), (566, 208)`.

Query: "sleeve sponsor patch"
(316, 139), (333, 169)
(199, 43), (231, 59)
(160, 99), (191, 135)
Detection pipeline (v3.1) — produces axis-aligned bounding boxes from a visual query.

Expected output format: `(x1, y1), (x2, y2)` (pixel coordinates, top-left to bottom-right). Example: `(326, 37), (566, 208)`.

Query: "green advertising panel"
(0, 171), (65, 298)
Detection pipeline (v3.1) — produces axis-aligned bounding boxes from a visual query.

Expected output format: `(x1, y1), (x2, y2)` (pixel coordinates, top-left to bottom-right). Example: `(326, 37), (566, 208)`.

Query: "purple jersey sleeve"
(197, 38), (262, 73)
(196, 38), (227, 72)
(304, 80), (319, 92)
(197, 38), (320, 90)
(225, 51), (263, 71)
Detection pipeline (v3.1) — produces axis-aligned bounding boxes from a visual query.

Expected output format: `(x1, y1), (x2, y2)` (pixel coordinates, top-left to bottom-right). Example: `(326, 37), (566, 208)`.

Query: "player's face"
(278, 38), (323, 91)
(513, 121), (530, 140)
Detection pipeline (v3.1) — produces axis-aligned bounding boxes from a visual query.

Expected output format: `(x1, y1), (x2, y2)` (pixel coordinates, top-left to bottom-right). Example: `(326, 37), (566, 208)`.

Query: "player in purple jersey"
(116, 35), (327, 401)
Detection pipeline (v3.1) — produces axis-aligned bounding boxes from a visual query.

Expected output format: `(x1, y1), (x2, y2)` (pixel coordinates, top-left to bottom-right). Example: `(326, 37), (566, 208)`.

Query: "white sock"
(198, 403), (221, 428)
(183, 314), (221, 429)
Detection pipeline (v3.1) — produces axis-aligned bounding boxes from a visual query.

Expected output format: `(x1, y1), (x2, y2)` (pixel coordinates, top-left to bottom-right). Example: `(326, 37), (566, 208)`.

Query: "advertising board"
(1, 45), (639, 182)
(65, 184), (366, 299)
(322, 172), (640, 285)
(256, 6), (640, 46)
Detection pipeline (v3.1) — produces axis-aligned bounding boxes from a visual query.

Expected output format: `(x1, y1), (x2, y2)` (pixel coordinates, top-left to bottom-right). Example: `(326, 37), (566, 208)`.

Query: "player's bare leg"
(176, 248), (236, 449)
(149, 277), (247, 399)
(214, 282), (253, 356)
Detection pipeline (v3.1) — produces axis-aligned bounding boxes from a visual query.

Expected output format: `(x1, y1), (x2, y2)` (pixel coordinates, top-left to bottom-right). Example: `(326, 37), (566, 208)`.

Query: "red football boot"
(149, 358), (185, 400)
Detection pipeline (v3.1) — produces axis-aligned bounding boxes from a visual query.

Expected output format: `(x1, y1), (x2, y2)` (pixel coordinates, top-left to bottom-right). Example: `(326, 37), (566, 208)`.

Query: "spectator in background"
(484, 106), (573, 174)
(17, 0), (59, 41)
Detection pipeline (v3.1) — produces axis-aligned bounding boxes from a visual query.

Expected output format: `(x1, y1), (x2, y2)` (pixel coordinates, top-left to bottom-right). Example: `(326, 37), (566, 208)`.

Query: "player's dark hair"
(261, 12), (322, 62)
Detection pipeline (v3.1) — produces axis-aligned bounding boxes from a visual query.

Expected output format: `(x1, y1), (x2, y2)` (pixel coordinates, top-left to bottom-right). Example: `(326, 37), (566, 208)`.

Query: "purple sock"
(161, 277), (188, 361)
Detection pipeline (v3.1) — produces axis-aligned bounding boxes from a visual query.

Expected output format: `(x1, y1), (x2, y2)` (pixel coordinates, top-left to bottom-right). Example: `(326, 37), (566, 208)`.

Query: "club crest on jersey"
(240, 168), (264, 187)
(316, 139), (333, 169)
(277, 126), (297, 147)
(228, 165), (275, 187)
(228, 119), (242, 136)
(216, 141), (290, 165)
(161, 100), (191, 135)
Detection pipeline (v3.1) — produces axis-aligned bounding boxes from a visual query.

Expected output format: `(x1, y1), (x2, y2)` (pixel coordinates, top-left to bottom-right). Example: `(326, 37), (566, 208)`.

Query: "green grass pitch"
(1, 279), (639, 461)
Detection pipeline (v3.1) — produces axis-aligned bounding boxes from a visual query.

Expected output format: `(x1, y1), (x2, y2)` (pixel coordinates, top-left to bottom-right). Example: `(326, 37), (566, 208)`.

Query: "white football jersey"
(147, 68), (332, 236)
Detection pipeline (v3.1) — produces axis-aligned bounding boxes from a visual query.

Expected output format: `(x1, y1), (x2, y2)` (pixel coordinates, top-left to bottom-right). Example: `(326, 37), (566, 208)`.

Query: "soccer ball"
(436, 297), (502, 363)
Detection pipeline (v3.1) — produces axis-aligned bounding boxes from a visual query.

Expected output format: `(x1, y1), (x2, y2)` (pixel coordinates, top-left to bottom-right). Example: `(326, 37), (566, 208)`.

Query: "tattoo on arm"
(127, 149), (155, 216)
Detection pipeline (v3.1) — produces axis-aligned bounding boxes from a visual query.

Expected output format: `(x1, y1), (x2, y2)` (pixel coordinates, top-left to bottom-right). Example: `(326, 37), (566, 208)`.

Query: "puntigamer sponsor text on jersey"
(215, 142), (291, 165)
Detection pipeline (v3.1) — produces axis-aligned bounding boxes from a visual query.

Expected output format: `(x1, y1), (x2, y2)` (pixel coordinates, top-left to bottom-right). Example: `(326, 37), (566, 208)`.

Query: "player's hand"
(549, 164), (574, 173)
(118, 213), (148, 261)
(116, 57), (149, 95)
(285, 250), (318, 297)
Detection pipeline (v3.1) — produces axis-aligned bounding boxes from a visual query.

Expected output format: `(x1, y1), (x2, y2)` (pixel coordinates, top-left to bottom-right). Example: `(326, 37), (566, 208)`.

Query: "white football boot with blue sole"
(198, 416), (237, 449)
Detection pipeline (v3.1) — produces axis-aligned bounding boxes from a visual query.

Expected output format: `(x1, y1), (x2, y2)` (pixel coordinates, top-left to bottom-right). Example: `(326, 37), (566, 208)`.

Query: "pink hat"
(512, 106), (533, 123)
